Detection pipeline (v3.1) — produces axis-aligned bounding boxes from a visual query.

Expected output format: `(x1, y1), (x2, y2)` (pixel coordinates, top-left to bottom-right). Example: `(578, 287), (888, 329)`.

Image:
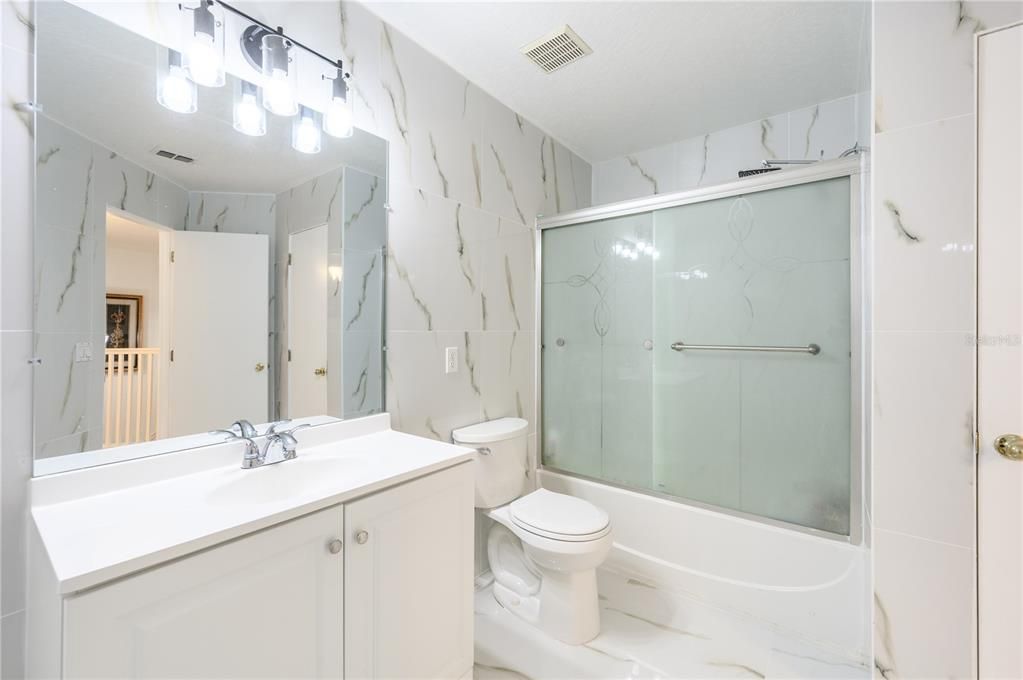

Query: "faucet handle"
(280, 423), (312, 437)
(265, 419), (293, 436)
(275, 432), (300, 460)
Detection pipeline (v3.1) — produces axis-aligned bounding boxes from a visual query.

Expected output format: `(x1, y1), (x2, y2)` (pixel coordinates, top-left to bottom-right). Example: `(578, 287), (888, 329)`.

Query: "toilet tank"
(452, 417), (529, 509)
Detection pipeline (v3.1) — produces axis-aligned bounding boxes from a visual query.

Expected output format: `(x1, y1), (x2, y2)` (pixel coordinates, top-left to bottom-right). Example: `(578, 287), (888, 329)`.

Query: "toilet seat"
(509, 489), (611, 542)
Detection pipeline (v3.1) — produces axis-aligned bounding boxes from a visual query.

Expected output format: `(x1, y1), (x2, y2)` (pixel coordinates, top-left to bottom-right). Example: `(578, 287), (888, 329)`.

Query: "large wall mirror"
(33, 1), (387, 475)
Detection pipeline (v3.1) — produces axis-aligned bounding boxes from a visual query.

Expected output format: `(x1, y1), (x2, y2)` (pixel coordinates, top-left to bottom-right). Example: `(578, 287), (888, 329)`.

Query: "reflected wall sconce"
(157, 49), (198, 114)
(182, 0), (225, 88)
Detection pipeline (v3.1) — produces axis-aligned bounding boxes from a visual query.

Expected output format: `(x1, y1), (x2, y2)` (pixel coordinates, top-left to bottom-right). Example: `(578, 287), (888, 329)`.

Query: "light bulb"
(324, 95), (354, 138)
(292, 106), (322, 154)
(323, 71), (354, 138)
(328, 265), (343, 282)
(157, 50), (197, 114)
(233, 80), (266, 136)
(261, 32), (298, 116)
(183, 1), (224, 87)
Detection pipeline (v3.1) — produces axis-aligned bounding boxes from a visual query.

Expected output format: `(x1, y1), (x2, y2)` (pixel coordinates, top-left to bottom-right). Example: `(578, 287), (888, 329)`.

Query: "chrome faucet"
(210, 421), (311, 469)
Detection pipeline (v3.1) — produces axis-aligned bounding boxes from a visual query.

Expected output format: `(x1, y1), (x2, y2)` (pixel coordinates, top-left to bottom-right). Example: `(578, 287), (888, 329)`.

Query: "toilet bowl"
(453, 418), (612, 645)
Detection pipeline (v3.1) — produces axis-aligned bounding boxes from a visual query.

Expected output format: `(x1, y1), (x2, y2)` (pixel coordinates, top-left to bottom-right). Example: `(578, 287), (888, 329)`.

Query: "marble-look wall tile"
(480, 89), (564, 221)
(386, 180), (495, 332)
(872, 332), (975, 548)
(595, 96), (863, 206)
(1, 609), (26, 680)
(282, 169), (343, 236)
(477, 331), (535, 433)
(873, 529), (975, 679)
(873, 115), (975, 333)
(380, 24), (484, 210)
(186, 192), (276, 235)
(788, 95), (858, 161)
(385, 330), (481, 442)
(1, 42), (35, 334)
(592, 144), (678, 205)
(479, 225), (534, 333)
(1, 331), (32, 617)
(1, 0), (33, 54)
(874, 1), (1023, 134)
(343, 168), (386, 252)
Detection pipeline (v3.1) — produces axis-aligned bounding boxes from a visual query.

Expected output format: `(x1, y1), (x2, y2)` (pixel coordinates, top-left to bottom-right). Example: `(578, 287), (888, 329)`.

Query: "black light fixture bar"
(212, 0), (348, 75)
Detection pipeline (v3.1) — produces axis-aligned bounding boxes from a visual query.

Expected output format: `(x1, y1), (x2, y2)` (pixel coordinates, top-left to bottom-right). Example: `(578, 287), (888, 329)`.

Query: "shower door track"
(533, 156), (868, 544)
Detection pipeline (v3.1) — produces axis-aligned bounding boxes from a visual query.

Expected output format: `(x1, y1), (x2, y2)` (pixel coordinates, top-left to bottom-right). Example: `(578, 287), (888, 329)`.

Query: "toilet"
(453, 417), (612, 645)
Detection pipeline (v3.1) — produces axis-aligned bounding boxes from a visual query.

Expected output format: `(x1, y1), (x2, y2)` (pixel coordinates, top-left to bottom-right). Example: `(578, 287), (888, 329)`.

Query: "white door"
(165, 230), (269, 437)
(977, 22), (1023, 680)
(63, 507), (344, 679)
(344, 464), (474, 679)
(288, 224), (329, 419)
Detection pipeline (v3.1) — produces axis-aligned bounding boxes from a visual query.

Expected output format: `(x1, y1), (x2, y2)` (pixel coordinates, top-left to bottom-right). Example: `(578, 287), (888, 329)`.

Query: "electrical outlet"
(74, 341), (93, 363)
(445, 347), (458, 374)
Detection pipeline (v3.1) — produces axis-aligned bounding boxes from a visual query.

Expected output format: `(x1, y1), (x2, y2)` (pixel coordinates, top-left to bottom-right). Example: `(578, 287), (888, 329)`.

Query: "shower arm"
(761, 142), (870, 169)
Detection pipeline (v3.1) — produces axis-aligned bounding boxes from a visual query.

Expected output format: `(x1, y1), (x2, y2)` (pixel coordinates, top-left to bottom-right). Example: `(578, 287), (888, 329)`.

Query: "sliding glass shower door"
(541, 173), (854, 535)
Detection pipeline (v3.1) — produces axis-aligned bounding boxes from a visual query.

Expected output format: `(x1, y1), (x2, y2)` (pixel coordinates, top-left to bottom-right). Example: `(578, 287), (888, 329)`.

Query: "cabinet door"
(344, 463), (474, 679)
(63, 507), (344, 679)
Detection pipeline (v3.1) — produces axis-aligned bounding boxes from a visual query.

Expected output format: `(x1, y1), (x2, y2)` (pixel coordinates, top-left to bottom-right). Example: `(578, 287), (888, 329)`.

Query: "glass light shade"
(292, 106), (322, 154)
(323, 75), (354, 138)
(261, 32), (298, 116)
(157, 49), (197, 114)
(233, 80), (266, 136)
(183, 0), (225, 87)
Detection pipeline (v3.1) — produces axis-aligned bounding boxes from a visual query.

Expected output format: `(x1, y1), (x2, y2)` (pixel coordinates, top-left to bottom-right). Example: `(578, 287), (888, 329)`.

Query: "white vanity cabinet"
(41, 462), (474, 680)
(344, 458), (474, 679)
(63, 506), (345, 679)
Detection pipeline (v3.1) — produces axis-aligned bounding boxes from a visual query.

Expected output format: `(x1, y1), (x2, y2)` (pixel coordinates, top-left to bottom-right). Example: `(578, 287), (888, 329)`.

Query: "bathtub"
(540, 470), (871, 663)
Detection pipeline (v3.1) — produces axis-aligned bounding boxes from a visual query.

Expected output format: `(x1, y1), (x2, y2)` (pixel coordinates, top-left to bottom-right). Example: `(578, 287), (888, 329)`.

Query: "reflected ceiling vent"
(152, 148), (195, 164)
(521, 25), (592, 73)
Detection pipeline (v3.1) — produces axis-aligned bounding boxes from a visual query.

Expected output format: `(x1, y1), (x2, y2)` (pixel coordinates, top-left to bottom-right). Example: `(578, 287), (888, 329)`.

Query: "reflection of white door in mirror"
(158, 230), (269, 438)
(288, 224), (329, 419)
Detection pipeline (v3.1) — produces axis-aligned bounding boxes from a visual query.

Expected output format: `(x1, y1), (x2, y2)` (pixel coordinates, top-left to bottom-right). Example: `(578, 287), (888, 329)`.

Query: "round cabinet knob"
(255, 362), (266, 373)
(327, 539), (343, 555)
(995, 434), (1023, 461)
(355, 530), (369, 545)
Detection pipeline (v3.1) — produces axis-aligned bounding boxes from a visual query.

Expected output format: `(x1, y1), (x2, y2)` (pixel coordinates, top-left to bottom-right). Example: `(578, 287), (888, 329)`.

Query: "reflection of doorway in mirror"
(104, 212), (165, 447)
(288, 224), (330, 419)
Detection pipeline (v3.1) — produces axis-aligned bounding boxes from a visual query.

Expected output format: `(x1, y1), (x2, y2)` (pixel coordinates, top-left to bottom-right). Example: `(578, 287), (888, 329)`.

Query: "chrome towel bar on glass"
(669, 342), (821, 356)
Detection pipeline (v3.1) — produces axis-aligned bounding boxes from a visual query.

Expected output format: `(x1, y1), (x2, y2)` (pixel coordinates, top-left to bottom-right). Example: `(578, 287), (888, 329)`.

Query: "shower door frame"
(534, 156), (868, 544)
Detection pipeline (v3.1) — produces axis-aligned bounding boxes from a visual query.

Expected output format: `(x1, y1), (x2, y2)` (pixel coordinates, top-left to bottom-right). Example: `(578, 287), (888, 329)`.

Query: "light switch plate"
(74, 341), (93, 362)
(445, 347), (458, 374)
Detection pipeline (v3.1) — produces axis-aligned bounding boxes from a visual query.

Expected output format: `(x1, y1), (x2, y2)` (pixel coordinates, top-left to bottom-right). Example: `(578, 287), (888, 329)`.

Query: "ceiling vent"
(153, 148), (195, 164)
(521, 25), (592, 73)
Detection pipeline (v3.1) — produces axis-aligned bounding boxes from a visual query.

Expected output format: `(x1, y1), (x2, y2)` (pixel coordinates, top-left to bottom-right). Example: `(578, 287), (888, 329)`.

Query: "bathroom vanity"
(27, 415), (475, 679)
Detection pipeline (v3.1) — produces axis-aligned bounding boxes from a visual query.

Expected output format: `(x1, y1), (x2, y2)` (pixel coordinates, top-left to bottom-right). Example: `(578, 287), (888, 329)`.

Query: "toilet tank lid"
(452, 417), (528, 444)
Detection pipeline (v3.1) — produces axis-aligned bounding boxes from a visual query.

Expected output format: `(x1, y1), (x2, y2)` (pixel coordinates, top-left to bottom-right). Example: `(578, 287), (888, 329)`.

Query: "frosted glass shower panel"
(541, 175), (853, 535)
(541, 214), (654, 489)
(653, 178), (851, 534)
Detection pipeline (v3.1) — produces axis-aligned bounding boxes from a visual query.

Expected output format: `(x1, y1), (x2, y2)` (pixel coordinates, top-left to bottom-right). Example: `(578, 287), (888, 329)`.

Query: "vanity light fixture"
(232, 79), (266, 136)
(292, 106), (322, 154)
(157, 49), (198, 114)
(323, 63), (354, 139)
(260, 28), (299, 116)
(181, 0), (225, 88)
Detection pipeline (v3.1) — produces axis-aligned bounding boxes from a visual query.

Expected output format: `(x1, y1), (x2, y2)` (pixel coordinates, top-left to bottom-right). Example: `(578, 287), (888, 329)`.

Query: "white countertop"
(31, 415), (474, 594)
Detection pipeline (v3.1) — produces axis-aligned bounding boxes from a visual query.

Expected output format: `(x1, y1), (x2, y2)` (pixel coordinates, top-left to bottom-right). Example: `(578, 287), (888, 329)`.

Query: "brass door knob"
(255, 362), (266, 373)
(314, 367), (327, 376)
(995, 434), (1023, 461)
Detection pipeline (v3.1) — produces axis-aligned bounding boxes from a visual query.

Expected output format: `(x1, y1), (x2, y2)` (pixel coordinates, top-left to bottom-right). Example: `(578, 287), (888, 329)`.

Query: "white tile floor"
(474, 569), (869, 680)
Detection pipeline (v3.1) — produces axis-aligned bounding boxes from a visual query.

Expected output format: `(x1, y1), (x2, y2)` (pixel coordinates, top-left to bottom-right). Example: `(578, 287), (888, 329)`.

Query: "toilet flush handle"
(475, 446), (491, 456)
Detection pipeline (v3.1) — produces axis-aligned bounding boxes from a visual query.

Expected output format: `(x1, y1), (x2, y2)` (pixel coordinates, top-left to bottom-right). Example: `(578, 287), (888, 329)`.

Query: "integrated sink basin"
(207, 454), (371, 506)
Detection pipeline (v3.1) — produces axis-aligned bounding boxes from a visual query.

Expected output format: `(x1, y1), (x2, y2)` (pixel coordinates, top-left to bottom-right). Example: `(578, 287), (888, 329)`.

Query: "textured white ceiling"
(365, 1), (869, 162)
